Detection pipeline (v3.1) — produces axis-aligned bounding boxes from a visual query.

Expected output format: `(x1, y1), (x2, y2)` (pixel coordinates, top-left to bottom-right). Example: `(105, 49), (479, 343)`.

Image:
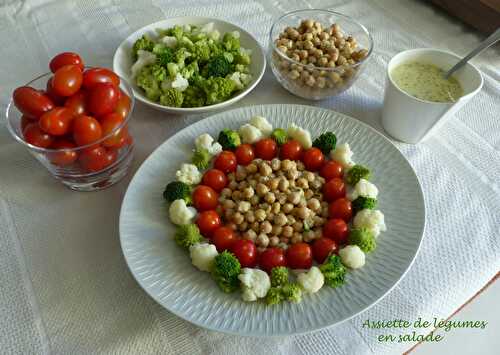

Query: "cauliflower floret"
(239, 123), (263, 144)
(348, 179), (379, 201)
(200, 22), (214, 33)
(176, 163), (202, 185)
(250, 116), (273, 136)
(330, 143), (355, 169)
(195, 133), (223, 156)
(339, 245), (366, 269)
(297, 266), (324, 293)
(161, 36), (178, 48)
(238, 268), (271, 302)
(287, 123), (312, 149)
(228, 72), (244, 90)
(231, 31), (240, 39)
(189, 243), (218, 272)
(131, 50), (156, 78)
(171, 73), (189, 92)
(169, 199), (197, 225)
(353, 209), (387, 238)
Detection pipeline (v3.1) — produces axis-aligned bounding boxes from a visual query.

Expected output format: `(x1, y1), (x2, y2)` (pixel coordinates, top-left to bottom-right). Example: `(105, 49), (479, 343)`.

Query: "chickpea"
(303, 19), (314, 29)
(256, 183), (269, 197)
(313, 215), (325, 226)
(316, 77), (326, 88)
(238, 181), (248, 190)
(255, 209), (266, 222)
(292, 221), (303, 232)
(238, 221), (248, 231)
(287, 191), (301, 205)
(228, 181), (238, 190)
(224, 208), (235, 220)
(238, 201), (251, 213)
(308, 56), (317, 65)
(278, 45), (287, 53)
(277, 192), (287, 204)
(305, 75), (316, 87)
(278, 178), (290, 191)
(235, 166), (247, 181)
(274, 213), (288, 226)
(243, 229), (257, 241)
(249, 195), (259, 205)
(319, 31), (330, 40)
(287, 215), (296, 225)
(282, 225), (293, 237)
(260, 220), (272, 235)
(335, 38), (346, 48)
(290, 53), (300, 62)
(256, 234), (270, 248)
(321, 206), (329, 218)
(337, 56), (347, 66)
(303, 189), (313, 199)
(227, 222), (238, 231)
(250, 221), (260, 232)
(246, 163), (257, 174)
(307, 198), (321, 212)
(271, 225), (283, 236)
(279, 59), (290, 70)
(303, 32), (313, 41)
(296, 177), (309, 189)
(221, 188), (232, 198)
(248, 179), (258, 188)
(259, 163), (272, 176)
(245, 211), (255, 223)
(328, 71), (341, 84)
(266, 212), (275, 222)
(303, 40), (314, 50)
(269, 178), (280, 191)
(317, 56), (328, 67)
(223, 199), (236, 210)
(269, 236), (280, 246)
(291, 233), (303, 244)
(242, 186), (254, 199)
(303, 230), (316, 242)
(296, 206), (311, 220)
(303, 171), (315, 182)
(231, 190), (241, 201)
(287, 169), (300, 180)
(272, 202), (281, 214)
(313, 37), (321, 47)
(232, 212), (244, 225)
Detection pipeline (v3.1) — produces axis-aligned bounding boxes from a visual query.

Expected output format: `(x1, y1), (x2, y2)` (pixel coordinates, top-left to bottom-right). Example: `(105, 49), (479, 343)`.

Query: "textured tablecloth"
(0, 0), (499, 354)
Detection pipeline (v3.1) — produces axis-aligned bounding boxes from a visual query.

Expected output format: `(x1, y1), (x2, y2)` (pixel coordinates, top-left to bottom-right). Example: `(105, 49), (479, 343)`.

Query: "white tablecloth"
(1, 0), (499, 354)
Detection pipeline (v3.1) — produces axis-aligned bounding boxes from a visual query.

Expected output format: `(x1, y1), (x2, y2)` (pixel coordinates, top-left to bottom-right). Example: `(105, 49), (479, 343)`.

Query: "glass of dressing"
(382, 48), (483, 144)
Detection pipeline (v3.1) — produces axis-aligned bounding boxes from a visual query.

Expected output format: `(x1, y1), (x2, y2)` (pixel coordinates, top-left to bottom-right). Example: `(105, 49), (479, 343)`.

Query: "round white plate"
(113, 17), (266, 114)
(119, 104), (425, 336)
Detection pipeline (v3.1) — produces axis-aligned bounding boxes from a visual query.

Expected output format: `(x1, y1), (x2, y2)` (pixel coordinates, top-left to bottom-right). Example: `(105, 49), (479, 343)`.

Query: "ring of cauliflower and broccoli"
(162, 115), (387, 305)
(131, 23), (253, 108)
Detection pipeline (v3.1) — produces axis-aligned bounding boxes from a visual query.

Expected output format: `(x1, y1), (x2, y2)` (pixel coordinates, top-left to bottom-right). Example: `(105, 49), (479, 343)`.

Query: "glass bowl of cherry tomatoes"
(6, 52), (135, 191)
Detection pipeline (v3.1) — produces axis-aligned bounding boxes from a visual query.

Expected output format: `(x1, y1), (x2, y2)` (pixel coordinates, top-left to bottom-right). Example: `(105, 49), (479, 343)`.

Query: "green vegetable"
(222, 32), (240, 51)
(163, 181), (192, 204)
(180, 61), (199, 80)
(169, 25), (184, 40)
(319, 255), (346, 288)
(174, 47), (192, 66)
(212, 251), (241, 293)
(153, 45), (174, 67)
(313, 132), (337, 154)
(265, 287), (283, 305)
(183, 85), (206, 107)
(132, 35), (154, 59)
(150, 63), (167, 82)
(206, 55), (232, 78)
(174, 224), (203, 249)
(191, 40), (211, 62)
(270, 266), (289, 287)
(345, 165), (371, 185)
(281, 283), (302, 303)
(349, 228), (376, 253)
(352, 196), (377, 213)
(160, 88), (184, 107)
(271, 128), (288, 145)
(201, 77), (236, 104)
(136, 65), (162, 101)
(192, 148), (211, 170)
(217, 129), (241, 150)
(234, 50), (251, 66)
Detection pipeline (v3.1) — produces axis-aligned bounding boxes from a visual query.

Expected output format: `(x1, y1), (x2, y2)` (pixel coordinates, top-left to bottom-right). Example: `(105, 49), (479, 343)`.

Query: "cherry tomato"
(286, 242), (313, 269)
(329, 198), (353, 222)
(82, 68), (120, 89)
(212, 226), (238, 252)
(214, 151), (237, 173)
(49, 52), (84, 73)
(45, 77), (65, 105)
(254, 138), (278, 160)
(320, 160), (344, 181)
(21, 115), (31, 132)
(39, 107), (73, 136)
(231, 239), (257, 268)
(322, 218), (349, 244)
(235, 144), (255, 166)
(312, 237), (338, 264)
(202, 169), (228, 192)
(302, 147), (325, 171)
(23, 123), (53, 148)
(87, 83), (119, 117)
(78, 145), (116, 172)
(108, 130), (131, 150)
(259, 247), (287, 273)
(193, 185), (219, 211)
(196, 210), (221, 237)
(280, 140), (303, 161)
(114, 90), (131, 119)
(100, 112), (126, 148)
(323, 177), (346, 202)
(64, 91), (88, 116)
(52, 65), (83, 97)
(72, 115), (102, 146)
(13, 86), (55, 120)
(49, 139), (78, 166)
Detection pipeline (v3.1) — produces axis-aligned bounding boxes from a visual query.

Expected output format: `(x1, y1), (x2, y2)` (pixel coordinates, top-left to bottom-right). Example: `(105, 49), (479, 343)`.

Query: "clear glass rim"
(269, 9), (374, 71)
(5, 68), (135, 153)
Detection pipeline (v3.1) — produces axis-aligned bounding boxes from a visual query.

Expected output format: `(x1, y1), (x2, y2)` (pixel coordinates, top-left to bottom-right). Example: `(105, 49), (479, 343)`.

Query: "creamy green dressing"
(391, 61), (463, 103)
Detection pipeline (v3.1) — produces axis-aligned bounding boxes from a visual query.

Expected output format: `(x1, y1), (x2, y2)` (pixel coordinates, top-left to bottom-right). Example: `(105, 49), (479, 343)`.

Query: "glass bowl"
(6, 71), (135, 191)
(269, 9), (373, 100)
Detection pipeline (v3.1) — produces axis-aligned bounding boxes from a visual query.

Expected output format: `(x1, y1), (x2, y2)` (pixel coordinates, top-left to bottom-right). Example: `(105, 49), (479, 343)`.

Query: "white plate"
(113, 17), (266, 114)
(119, 104), (425, 336)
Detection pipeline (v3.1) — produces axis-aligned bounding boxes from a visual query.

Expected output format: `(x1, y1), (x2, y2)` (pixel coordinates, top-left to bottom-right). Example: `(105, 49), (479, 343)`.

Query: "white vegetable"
(347, 179), (379, 201)
(161, 79), (172, 91)
(169, 199), (197, 225)
(330, 143), (354, 169)
(200, 22), (214, 33)
(189, 243), (218, 272)
(183, 24), (191, 32)
(131, 50), (156, 78)
(228, 72), (244, 90)
(231, 31), (241, 39)
(195, 133), (223, 156)
(287, 123), (312, 149)
(239, 124), (263, 144)
(238, 268), (271, 302)
(161, 36), (178, 48)
(250, 116), (273, 136)
(208, 30), (220, 41)
(208, 142), (222, 156)
(339, 245), (366, 269)
(171, 73), (189, 92)
(353, 209), (386, 238)
(176, 163), (202, 185)
(297, 266), (324, 293)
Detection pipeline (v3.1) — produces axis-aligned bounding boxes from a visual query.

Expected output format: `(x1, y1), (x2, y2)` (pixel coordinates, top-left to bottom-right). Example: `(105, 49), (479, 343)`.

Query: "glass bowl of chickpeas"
(269, 9), (373, 100)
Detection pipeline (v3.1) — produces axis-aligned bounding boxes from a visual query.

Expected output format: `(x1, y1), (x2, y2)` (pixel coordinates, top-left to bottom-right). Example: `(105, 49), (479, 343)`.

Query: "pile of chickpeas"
(216, 158), (329, 252)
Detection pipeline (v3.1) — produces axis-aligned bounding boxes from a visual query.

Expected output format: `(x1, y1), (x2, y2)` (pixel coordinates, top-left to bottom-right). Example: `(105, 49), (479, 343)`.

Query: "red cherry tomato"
(212, 226), (238, 252)
(231, 239), (257, 268)
(49, 52), (84, 73)
(312, 237), (338, 264)
(82, 68), (120, 89)
(100, 112), (126, 148)
(254, 138), (278, 160)
(323, 177), (346, 202)
(329, 198), (353, 222)
(87, 83), (119, 117)
(78, 145), (116, 172)
(193, 185), (219, 211)
(49, 139), (78, 166)
(21, 115), (31, 132)
(108, 130), (131, 151)
(323, 218), (349, 244)
(320, 160), (344, 181)
(214, 151), (237, 173)
(259, 247), (287, 273)
(72, 115), (102, 146)
(115, 90), (131, 119)
(235, 144), (255, 166)
(280, 140), (303, 161)
(196, 210), (221, 237)
(39, 107), (73, 136)
(23, 123), (53, 148)
(45, 77), (65, 105)
(64, 91), (88, 116)
(202, 169), (228, 192)
(52, 65), (83, 97)
(286, 242), (313, 269)
(302, 147), (325, 171)
(13, 86), (55, 120)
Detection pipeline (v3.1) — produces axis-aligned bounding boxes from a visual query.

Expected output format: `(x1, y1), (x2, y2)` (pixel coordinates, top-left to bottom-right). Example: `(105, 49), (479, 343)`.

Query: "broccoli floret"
(319, 255), (346, 288)
(270, 266), (289, 287)
(168, 25), (184, 40)
(153, 45), (174, 67)
(217, 129), (241, 150)
(265, 287), (283, 305)
(174, 47), (191, 66)
(160, 88), (184, 107)
(271, 128), (288, 145)
(207, 39), (224, 58)
(201, 77), (236, 105)
(163, 181), (192, 204)
(182, 85), (206, 107)
(150, 63), (167, 82)
(234, 50), (251, 66)
(206, 55), (232, 78)
(192, 148), (211, 170)
(212, 251), (241, 293)
(136, 65), (162, 101)
(179, 36), (194, 50)
(345, 165), (371, 185)
(174, 223), (203, 249)
(222, 32), (240, 51)
(352, 196), (377, 213)
(180, 61), (199, 80)
(132, 35), (154, 59)
(281, 283), (302, 303)
(349, 228), (376, 253)
(191, 40), (211, 62)
(313, 132), (337, 154)
(223, 52), (234, 63)
(234, 63), (249, 73)
(166, 62), (179, 78)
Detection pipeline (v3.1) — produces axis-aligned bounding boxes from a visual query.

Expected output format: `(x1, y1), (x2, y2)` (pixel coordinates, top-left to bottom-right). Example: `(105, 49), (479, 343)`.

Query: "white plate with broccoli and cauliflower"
(119, 104), (425, 336)
(113, 17), (266, 113)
